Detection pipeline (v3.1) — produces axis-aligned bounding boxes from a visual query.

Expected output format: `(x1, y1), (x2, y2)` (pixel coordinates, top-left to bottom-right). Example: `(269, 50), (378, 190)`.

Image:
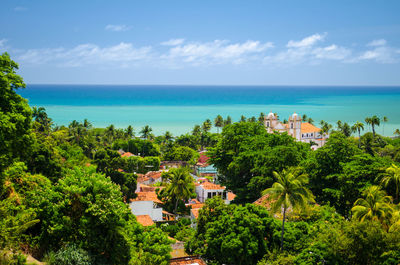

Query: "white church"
(264, 112), (327, 150)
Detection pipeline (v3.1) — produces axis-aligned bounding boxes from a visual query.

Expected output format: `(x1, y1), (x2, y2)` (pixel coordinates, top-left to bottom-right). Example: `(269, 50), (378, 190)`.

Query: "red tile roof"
(253, 194), (273, 210)
(130, 191), (162, 203)
(301, 122), (321, 134)
(191, 208), (201, 219)
(198, 154), (210, 164)
(136, 215), (154, 226)
(200, 181), (225, 190)
(228, 192), (236, 201)
(169, 256), (207, 265)
(121, 152), (134, 158)
(145, 171), (163, 180)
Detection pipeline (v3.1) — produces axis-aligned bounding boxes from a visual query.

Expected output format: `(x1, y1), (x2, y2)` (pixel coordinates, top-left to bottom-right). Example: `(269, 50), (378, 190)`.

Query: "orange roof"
(198, 154), (210, 164)
(145, 171), (163, 180)
(301, 122), (321, 134)
(137, 176), (150, 183)
(253, 194), (273, 210)
(130, 191), (162, 203)
(228, 192), (236, 201)
(136, 215), (154, 226)
(191, 208), (201, 219)
(190, 203), (204, 209)
(169, 256), (207, 265)
(200, 181), (225, 190)
(122, 152), (134, 157)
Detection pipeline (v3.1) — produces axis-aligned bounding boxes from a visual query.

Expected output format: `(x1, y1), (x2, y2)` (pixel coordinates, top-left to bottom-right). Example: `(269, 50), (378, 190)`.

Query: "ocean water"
(19, 85), (400, 136)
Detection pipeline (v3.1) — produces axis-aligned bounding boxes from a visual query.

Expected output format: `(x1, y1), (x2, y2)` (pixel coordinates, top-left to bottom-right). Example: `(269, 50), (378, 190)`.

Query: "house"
(195, 181), (234, 204)
(129, 191), (163, 221)
(144, 171), (163, 184)
(195, 151), (218, 178)
(121, 152), (135, 158)
(169, 256), (207, 265)
(264, 111), (328, 149)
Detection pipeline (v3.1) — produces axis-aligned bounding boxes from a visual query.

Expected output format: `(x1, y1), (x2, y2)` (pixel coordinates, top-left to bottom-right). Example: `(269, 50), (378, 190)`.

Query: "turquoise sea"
(19, 85), (400, 136)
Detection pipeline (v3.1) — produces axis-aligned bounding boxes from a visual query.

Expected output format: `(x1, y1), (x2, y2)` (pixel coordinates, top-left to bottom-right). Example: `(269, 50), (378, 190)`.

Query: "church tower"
(264, 111), (278, 133)
(288, 112), (302, 140)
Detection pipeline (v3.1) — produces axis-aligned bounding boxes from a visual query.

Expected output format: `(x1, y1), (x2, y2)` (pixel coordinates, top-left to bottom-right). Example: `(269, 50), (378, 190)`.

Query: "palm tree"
(240, 115), (246, 122)
(395, 129), (400, 137)
(262, 167), (314, 250)
(164, 167), (195, 214)
(32, 106), (52, 133)
(83, 118), (92, 129)
(105, 124), (115, 143)
(352, 186), (393, 228)
(258, 112), (266, 124)
(302, 114), (308, 121)
(192, 125), (201, 136)
(307, 118), (314, 125)
(365, 116), (380, 137)
(140, 125), (152, 140)
(224, 116), (232, 126)
(164, 131), (173, 144)
(125, 125), (134, 139)
(382, 116), (388, 136)
(351, 121), (364, 147)
(202, 119), (212, 133)
(214, 115), (224, 133)
(381, 164), (400, 203)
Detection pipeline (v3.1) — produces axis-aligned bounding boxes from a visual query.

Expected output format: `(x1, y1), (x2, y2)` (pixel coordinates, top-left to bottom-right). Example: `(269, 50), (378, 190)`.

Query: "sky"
(1, 0), (400, 85)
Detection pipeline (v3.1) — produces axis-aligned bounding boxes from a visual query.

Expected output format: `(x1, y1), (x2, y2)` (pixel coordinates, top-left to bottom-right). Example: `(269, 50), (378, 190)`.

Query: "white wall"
(129, 201), (163, 221)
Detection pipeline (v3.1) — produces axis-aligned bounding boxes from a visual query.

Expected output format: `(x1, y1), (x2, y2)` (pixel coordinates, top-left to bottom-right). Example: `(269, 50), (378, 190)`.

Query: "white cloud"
(18, 42), (152, 67)
(367, 39), (387, 47)
(164, 40), (274, 66)
(161, 39), (185, 46)
(105, 24), (131, 32)
(10, 35), (400, 69)
(358, 46), (397, 63)
(312, 45), (351, 60)
(14, 6), (27, 12)
(287, 33), (326, 48)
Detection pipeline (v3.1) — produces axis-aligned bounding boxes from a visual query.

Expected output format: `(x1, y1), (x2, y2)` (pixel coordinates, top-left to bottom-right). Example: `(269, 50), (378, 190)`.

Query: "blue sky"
(1, 0), (400, 85)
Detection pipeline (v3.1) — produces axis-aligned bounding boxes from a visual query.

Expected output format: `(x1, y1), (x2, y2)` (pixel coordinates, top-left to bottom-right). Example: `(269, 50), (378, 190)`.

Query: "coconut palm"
(214, 115), (224, 133)
(224, 116), (232, 126)
(302, 114), (308, 121)
(202, 119), (212, 132)
(240, 115), (246, 122)
(164, 131), (173, 143)
(125, 125), (134, 139)
(351, 121), (364, 147)
(262, 167), (314, 250)
(381, 164), (400, 203)
(258, 112), (266, 124)
(164, 167), (195, 214)
(83, 118), (92, 129)
(192, 125), (201, 136)
(395, 129), (400, 137)
(352, 185), (393, 227)
(105, 124), (115, 143)
(382, 116), (388, 135)
(365, 116), (380, 137)
(140, 125), (152, 140)
(307, 118), (314, 125)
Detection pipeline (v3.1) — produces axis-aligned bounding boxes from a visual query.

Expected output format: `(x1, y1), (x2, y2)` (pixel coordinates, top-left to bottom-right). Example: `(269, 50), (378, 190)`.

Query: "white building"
(264, 111), (327, 150)
(129, 191), (163, 222)
(195, 181), (235, 204)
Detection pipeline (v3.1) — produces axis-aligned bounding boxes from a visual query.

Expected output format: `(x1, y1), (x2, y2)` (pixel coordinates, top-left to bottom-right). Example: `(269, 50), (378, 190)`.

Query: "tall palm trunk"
(358, 129), (361, 148)
(372, 125), (376, 137)
(174, 198), (179, 214)
(281, 207), (286, 250)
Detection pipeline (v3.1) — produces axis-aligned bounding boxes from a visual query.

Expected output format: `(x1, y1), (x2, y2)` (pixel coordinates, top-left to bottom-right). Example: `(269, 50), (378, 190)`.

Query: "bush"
(45, 244), (92, 265)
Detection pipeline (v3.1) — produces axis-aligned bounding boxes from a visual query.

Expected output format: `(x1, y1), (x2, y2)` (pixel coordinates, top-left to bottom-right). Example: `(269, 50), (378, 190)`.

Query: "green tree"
(202, 119), (212, 133)
(262, 167), (314, 250)
(186, 197), (279, 265)
(214, 115), (224, 133)
(383, 116), (388, 136)
(192, 125), (201, 136)
(381, 164), (400, 203)
(140, 125), (153, 140)
(32, 106), (53, 134)
(125, 125), (134, 139)
(163, 131), (173, 144)
(160, 167), (195, 214)
(394, 129), (400, 137)
(351, 121), (364, 147)
(352, 185), (393, 227)
(0, 52), (33, 180)
(366, 116), (380, 137)
(224, 115), (232, 126)
(258, 112), (266, 124)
